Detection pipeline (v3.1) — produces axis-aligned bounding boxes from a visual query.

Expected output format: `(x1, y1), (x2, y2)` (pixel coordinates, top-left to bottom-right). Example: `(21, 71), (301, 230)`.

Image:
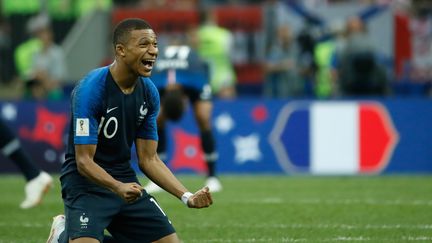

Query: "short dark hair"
(112, 18), (152, 47)
(162, 89), (185, 121)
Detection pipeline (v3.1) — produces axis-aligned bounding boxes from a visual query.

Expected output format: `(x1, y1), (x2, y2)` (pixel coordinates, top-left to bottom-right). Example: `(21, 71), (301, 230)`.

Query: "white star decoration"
(233, 133), (262, 164)
(215, 113), (235, 134)
(1, 103), (17, 121)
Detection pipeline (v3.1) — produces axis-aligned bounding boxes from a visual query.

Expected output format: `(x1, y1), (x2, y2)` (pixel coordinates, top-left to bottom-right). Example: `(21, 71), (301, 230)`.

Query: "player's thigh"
(107, 194), (175, 243)
(63, 188), (121, 242)
(69, 237), (100, 243)
(152, 233), (180, 243)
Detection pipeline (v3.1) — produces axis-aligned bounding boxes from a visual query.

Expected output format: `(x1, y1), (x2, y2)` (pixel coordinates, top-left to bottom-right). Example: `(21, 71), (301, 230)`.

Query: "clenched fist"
(115, 182), (143, 203)
(187, 186), (213, 208)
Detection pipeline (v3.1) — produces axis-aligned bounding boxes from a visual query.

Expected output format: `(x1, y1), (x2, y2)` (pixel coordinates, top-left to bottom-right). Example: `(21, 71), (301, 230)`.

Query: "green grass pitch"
(0, 175), (431, 242)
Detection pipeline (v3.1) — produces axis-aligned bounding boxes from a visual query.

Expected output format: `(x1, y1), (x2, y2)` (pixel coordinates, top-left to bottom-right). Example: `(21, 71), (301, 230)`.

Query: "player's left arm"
(135, 138), (212, 208)
(137, 78), (212, 208)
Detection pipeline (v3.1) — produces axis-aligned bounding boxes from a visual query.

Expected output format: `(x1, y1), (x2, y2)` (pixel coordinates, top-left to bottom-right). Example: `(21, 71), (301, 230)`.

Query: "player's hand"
(115, 182), (144, 203)
(187, 186), (213, 208)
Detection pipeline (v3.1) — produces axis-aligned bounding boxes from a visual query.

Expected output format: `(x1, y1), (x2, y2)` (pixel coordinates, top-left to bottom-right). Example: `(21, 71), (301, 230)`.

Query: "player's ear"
(115, 43), (126, 57)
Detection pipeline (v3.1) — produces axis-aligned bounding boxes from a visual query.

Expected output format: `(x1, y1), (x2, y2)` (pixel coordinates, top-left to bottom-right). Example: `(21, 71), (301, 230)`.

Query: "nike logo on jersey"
(107, 107), (118, 113)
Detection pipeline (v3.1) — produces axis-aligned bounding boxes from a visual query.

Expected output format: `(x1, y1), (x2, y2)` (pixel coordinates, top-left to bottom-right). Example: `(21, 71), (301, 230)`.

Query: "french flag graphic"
(270, 102), (399, 174)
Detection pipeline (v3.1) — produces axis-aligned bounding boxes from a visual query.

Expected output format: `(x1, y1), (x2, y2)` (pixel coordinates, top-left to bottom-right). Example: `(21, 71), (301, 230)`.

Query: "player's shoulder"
(76, 66), (109, 89)
(139, 77), (158, 94)
(72, 66), (109, 103)
(139, 76), (160, 105)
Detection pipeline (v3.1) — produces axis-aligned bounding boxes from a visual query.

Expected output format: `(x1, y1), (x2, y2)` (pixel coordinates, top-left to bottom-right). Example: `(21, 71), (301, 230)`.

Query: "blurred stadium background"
(0, 0), (432, 242)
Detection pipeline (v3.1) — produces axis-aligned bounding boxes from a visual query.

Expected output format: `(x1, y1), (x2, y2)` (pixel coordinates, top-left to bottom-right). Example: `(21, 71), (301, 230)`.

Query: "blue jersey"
(61, 66), (160, 186)
(151, 45), (209, 91)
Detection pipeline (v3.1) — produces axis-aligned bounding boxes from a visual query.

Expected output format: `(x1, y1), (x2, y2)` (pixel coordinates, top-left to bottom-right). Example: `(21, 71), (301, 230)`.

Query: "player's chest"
(97, 93), (148, 137)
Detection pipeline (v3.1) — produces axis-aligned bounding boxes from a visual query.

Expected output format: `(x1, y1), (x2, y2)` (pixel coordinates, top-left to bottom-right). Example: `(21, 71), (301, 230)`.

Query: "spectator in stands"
(263, 24), (302, 98)
(24, 14), (66, 100)
(196, 8), (237, 99)
(1, 0), (41, 83)
(404, 0), (432, 93)
(335, 16), (389, 96)
(313, 20), (345, 98)
(262, 0), (291, 56)
(1, 0), (41, 50)
(296, 19), (318, 97)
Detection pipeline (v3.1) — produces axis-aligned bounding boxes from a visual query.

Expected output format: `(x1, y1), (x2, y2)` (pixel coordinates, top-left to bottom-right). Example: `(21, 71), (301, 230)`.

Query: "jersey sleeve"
(137, 78), (160, 141)
(72, 67), (107, 145)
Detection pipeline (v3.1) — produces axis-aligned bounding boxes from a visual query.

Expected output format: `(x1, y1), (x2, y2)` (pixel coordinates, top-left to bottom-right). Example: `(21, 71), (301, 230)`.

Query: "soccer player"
(0, 119), (53, 209)
(46, 18), (212, 243)
(144, 32), (222, 193)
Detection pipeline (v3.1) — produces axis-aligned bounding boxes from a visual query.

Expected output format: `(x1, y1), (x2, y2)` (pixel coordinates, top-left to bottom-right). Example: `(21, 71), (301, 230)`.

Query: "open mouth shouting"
(141, 59), (155, 71)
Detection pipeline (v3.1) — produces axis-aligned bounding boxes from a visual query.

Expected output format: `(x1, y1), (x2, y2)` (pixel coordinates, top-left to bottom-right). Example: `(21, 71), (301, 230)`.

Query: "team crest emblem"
(137, 102), (148, 125)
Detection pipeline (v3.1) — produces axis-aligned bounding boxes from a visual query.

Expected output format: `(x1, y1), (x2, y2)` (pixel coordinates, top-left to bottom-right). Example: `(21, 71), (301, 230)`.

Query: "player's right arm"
(71, 68), (142, 203)
(74, 144), (143, 203)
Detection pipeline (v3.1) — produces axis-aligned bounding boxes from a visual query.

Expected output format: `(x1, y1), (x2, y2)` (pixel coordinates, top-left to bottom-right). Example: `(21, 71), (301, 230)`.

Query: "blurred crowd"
(0, 0), (114, 100)
(0, 0), (432, 100)
(261, 0), (432, 98)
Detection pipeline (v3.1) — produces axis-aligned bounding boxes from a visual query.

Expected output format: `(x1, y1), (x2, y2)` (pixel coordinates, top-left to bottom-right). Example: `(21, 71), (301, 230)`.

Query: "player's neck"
(109, 62), (138, 94)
